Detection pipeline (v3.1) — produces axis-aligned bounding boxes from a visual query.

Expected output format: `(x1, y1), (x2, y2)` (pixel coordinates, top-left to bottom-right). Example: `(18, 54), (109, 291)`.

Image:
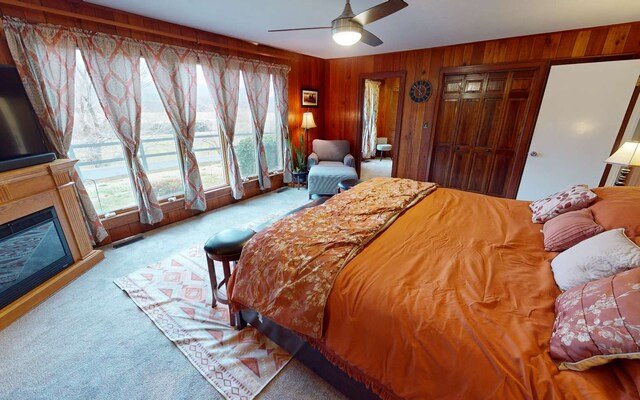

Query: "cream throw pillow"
(551, 229), (640, 291)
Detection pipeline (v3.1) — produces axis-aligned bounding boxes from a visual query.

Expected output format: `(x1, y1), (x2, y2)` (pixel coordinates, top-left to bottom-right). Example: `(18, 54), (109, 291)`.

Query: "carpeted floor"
(361, 158), (392, 180)
(0, 187), (345, 400)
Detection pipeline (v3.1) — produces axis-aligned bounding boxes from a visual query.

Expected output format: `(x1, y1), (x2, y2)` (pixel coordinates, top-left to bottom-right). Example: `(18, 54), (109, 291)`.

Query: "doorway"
(517, 59), (640, 200)
(356, 71), (406, 179)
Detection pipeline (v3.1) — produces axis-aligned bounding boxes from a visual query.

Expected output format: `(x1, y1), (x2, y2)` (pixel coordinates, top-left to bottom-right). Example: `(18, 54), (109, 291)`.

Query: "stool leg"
(221, 260), (235, 327)
(206, 256), (218, 307)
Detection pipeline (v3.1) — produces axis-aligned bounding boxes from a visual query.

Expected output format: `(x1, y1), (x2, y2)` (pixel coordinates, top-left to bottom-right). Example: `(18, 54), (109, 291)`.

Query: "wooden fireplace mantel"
(0, 159), (104, 329)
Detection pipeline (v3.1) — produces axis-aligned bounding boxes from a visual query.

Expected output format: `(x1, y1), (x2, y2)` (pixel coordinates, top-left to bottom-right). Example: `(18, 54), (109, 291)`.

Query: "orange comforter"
(321, 189), (640, 399)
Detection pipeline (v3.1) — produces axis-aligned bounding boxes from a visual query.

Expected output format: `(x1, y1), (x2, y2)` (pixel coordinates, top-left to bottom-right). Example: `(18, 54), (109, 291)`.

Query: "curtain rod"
(0, 0), (291, 61)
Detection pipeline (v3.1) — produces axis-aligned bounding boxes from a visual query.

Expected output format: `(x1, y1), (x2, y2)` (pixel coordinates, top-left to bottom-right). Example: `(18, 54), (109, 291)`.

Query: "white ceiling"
(86, 0), (640, 59)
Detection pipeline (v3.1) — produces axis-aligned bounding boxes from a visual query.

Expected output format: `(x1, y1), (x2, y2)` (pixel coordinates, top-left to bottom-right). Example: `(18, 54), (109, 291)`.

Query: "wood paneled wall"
(0, 0), (324, 243)
(324, 22), (640, 180)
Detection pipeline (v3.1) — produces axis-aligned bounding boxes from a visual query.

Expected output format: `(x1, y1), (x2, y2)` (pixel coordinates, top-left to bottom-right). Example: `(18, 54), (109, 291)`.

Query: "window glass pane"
(195, 65), (227, 189)
(265, 76), (283, 173)
(71, 50), (137, 215)
(234, 74), (257, 178)
(139, 58), (184, 200)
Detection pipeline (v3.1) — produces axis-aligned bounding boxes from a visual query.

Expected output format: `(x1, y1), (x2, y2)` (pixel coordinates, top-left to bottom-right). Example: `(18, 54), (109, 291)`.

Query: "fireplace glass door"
(0, 207), (73, 309)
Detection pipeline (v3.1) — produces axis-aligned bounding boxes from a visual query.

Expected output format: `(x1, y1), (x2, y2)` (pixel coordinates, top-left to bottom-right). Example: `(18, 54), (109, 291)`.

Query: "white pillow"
(551, 229), (640, 291)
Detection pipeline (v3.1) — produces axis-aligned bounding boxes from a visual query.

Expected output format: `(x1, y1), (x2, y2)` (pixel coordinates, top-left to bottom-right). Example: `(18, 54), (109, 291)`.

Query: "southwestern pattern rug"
(114, 210), (304, 400)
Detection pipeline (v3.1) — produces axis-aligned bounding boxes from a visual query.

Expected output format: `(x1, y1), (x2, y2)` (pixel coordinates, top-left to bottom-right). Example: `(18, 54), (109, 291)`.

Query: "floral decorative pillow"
(551, 228), (640, 291)
(529, 184), (597, 224)
(550, 267), (640, 371)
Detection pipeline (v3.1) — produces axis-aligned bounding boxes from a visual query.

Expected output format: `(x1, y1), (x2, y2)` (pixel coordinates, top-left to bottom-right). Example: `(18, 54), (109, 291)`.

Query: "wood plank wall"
(324, 22), (640, 181)
(0, 0), (325, 243)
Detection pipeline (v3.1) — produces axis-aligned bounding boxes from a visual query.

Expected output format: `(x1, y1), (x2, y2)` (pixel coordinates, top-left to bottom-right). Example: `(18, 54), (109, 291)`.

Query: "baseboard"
(0, 250), (105, 330)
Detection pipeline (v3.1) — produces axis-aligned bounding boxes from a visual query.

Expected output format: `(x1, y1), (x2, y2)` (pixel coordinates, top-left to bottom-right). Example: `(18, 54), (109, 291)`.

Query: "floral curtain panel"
(241, 62), (271, 190)
(142, 43), (206, 211)
(3, 17), (108, 243)
(77, 33), (164, 225)
(362, 79), (381, 159)
(271, 67), (293, 183)
(200, 54), (245, 199)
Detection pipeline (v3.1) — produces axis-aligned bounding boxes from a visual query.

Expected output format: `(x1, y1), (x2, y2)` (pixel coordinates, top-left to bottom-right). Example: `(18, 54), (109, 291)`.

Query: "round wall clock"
(409, 80), (432, 103)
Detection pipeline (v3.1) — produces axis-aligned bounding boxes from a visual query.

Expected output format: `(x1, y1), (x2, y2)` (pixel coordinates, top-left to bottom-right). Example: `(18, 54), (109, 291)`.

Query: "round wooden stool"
(204, 228), (255, 324)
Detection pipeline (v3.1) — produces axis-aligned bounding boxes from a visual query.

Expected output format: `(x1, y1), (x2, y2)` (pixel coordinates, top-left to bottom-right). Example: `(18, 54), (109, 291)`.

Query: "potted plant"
(291, 134), (308, 185)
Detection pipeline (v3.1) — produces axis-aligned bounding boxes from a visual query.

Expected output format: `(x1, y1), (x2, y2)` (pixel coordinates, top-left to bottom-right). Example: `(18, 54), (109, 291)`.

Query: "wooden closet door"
(428, 66), (541, 198)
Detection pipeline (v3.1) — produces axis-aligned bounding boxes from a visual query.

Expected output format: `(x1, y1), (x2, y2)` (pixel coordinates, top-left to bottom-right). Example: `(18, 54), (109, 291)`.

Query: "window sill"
(99, 173), (284, 231)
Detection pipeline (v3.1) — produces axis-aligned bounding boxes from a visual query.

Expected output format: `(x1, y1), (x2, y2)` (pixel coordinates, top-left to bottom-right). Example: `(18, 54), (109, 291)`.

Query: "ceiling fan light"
(331, 18), (362, 46)
(333, 30), (362, 46)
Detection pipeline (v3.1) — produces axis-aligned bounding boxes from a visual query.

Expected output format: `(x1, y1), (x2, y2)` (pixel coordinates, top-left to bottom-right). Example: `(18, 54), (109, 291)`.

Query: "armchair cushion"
(312, 139), (351, 162)
(307, 152), (319, 169)
(344, 154), (355, 167)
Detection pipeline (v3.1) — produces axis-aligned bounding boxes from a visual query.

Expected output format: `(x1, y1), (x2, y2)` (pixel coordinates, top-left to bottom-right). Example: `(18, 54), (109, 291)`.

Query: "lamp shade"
(605, 141), (640, 166)
(301, 112), (317, 129)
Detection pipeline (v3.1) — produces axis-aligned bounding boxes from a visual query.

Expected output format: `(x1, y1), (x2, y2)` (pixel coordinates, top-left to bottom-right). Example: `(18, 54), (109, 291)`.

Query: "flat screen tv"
(0, 64), (56, 172)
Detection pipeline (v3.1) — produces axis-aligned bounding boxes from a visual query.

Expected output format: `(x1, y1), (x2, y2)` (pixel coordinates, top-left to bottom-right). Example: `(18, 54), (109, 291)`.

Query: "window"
(234, 74), (282, 179)
(234, 75), (258, 179)
(139, 58), (184, 200)
(264, 76), (283, 173)
(71, 50), (137, 215)
(194, 65), (227, 189)
(71, 48), (288, 217)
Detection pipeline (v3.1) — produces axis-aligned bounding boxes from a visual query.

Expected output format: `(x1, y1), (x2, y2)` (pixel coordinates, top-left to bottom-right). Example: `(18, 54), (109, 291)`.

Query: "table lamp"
(605, 141), (640, 186)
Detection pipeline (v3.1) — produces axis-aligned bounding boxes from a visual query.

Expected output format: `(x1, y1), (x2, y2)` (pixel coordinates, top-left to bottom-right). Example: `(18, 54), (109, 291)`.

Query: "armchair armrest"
(308, 152), (319, 169)
(344, 154), (355, 167)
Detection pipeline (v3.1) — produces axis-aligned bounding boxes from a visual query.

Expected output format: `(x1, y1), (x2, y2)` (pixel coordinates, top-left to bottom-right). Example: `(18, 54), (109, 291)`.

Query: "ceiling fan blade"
(268, 27), (331, 32)
(352, 0), (408, 26)
(361, 29), (383, 47)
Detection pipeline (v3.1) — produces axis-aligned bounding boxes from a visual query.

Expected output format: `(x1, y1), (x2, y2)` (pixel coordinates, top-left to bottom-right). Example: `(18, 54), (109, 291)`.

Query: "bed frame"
(236, 309), (379, 399)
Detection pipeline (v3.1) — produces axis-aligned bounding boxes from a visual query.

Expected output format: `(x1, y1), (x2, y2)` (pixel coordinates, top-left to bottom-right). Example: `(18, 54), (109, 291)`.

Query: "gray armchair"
(307, 139), (358, 198)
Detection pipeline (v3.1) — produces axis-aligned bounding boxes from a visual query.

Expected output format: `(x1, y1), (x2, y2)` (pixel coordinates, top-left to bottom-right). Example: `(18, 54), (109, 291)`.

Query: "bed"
(228, 179), (640, 399)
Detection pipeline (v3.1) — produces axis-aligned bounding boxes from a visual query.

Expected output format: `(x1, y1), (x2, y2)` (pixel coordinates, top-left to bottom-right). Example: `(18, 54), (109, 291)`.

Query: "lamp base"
(614, 166), (631, 186)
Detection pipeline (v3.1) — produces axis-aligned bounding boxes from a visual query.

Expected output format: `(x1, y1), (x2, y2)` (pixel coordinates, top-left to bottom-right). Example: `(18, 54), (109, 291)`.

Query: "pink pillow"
(529, 184), (597, 223)
(550, 267), (640, 371)
(542, 208), (604, 252)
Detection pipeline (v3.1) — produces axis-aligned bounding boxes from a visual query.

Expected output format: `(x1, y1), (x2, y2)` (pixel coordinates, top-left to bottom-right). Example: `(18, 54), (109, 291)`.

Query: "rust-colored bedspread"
(321, 188), (640, 399)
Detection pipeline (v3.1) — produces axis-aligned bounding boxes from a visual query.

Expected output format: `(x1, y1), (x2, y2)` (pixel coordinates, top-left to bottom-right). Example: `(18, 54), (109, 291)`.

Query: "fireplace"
(0, 207), (74, 310)
(0, 159), (104, 329)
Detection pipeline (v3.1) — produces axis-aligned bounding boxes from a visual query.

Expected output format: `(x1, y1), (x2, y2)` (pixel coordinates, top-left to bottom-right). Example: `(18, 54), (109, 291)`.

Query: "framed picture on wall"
(301, 89), (319, 107)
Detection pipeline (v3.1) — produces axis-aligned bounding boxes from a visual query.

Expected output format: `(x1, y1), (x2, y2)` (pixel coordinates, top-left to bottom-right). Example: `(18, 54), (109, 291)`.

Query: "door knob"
(529, 151), (539, 157)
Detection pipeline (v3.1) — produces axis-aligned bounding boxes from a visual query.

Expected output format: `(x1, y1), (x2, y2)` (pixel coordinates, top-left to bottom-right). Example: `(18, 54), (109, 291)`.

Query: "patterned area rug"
(114, 211), (304, 400)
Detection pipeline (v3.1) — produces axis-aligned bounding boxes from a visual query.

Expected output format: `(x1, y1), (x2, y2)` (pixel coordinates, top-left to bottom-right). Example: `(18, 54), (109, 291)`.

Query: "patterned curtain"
(77, 33), (163, 225)
(142, 43), (205, 211)
(3, 17), (108, 243)
(199, 54), (245, 199)
(362, 79), (382, 159)
(241, 62), (271, 190)
(271, 67), (293, 183)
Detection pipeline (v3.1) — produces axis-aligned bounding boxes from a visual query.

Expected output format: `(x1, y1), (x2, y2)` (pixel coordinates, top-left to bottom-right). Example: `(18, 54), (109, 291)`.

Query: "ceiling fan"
(268, 0), (408, 47)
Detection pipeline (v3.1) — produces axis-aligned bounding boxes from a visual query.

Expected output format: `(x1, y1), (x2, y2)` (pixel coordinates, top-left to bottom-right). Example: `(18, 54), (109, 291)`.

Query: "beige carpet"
(361, 158), (392, 180)
(0, 188), (345, 400)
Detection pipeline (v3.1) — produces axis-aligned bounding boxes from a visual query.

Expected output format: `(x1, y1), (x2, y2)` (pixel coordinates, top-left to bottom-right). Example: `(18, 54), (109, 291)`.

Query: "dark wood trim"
(239, 309), (379, 400)
(600, 82), (640, 186)
(549, 53), (638, 66)
(0, 0), (291, 60)
(356, 70), (407, 178)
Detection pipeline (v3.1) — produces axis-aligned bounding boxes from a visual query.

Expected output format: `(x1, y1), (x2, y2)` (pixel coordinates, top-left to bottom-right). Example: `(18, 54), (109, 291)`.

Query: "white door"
(516, 60), (640, 201)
